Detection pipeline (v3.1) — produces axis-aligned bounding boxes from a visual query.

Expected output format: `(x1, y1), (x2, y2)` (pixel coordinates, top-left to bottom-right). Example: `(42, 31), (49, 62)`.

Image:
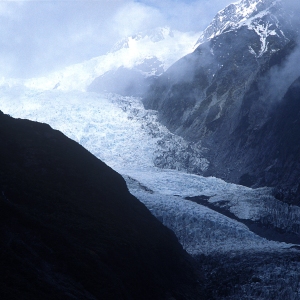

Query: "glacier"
(0, 86), (299, 255)
(1, 1), (300, 298)
(0, 3), (299, 257)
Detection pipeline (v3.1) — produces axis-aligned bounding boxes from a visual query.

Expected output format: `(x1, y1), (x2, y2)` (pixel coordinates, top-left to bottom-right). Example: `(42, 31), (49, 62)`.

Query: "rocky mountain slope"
(0, 111), (203, 299)
(143, 0), (300, 202)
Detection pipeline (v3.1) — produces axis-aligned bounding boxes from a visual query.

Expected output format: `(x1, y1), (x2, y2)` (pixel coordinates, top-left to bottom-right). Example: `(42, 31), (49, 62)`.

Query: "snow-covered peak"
(111, 27), (175, 52)
(7, 27), (199, 92)
(196, 0), (280, 45)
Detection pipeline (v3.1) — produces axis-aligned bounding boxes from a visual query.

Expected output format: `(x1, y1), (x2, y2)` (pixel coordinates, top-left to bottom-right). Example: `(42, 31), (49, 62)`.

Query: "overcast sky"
(0, 0), (233, 79)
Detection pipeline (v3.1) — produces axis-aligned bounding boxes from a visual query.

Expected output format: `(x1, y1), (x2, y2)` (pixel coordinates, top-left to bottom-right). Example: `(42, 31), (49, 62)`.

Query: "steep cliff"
(143, 0), (300, 202)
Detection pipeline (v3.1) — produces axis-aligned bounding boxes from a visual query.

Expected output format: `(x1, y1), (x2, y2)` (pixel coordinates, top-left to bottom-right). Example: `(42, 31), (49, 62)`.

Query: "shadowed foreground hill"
(0, 111), (202, 300)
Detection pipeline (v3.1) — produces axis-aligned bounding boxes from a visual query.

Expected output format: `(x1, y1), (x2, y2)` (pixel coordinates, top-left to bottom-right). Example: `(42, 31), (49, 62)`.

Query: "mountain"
(86, 64), (157, 97)
(1, 2), (300, 297)
(0, 111), (203, 299)
(3, 87), (300, 299)
(87, 28), (199, 96)
(143, 0), (300, 203)
(14, 27), (199, 93)
(2, 89), (299, 246)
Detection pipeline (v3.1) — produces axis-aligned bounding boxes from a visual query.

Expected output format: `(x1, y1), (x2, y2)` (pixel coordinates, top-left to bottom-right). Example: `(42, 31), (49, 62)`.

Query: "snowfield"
(0, 86), (298, 255)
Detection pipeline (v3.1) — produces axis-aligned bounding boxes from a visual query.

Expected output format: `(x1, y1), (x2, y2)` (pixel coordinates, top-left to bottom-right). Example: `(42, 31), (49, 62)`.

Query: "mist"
(264, 43), (300, 103)
(262, 0), (300, 103)
(0, 0), (233, 79)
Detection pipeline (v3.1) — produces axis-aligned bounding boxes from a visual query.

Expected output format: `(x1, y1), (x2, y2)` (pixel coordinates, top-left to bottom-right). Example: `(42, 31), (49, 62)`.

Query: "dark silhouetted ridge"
(0, 111), (203, 300)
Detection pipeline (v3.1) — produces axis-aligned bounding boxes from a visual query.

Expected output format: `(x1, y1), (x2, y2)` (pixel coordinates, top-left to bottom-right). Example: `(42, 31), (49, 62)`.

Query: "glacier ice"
(0, 86), (298, 255)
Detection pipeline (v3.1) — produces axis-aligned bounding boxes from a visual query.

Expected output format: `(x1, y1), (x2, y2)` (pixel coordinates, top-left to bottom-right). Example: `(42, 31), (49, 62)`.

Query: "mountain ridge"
(0, 110), (203, 299)
(143, 0), (300, 202)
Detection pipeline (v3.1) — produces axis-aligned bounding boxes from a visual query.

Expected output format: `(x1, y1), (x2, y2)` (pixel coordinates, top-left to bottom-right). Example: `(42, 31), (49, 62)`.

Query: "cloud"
(0, 0), (130, 78)
(112, 2), (165, 37)
(137, 0), (233, 31)
(259, 0), (300, 103)
(262, 44), (300, 104)
(0, 0), (233, 79)
(282, 0), (300, 28)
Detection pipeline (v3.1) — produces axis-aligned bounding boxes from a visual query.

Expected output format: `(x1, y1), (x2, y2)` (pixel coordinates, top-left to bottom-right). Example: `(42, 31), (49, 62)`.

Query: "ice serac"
(143, 0), (300, 202)
(0, 111), (203, 299)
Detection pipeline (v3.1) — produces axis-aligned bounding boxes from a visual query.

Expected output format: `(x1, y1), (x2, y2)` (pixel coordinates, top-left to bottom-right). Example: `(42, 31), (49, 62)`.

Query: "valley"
(1, 87), (300, 298)
(1, 0), (300, 298)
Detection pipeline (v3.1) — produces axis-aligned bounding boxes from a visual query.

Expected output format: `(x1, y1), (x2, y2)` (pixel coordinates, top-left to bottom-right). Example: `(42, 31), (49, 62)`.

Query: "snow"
(244, 13), (279, 57)
(196, 0), (282, 59)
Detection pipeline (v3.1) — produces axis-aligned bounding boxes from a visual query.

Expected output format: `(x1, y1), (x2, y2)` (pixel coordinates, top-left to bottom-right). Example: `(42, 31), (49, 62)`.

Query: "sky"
(0, 0), (233, 79)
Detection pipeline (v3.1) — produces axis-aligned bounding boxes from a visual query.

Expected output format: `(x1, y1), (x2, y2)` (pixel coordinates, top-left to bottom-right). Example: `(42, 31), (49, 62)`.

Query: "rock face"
(0, 111), (203, 299)
(243, 77), (300, 201)
(143, 0), (300, 202)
